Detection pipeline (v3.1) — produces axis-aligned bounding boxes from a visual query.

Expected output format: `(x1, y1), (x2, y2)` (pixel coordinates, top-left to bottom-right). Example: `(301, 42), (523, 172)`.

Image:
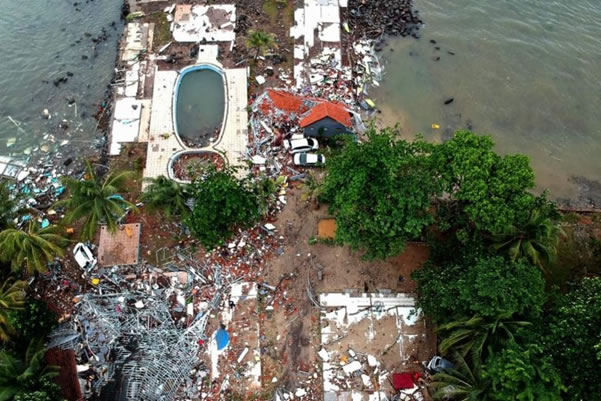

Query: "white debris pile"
(323, 350), (389, 394)
(352, 40), (384, 112)
(291, 0), (356, 104)
(319, 293), (430, 401)
(110, 22), (153, 155)
(172, 4), (236, 43)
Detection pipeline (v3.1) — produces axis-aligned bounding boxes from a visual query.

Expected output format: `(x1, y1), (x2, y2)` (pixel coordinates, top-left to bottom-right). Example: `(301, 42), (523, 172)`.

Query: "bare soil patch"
(257, 188), (434, 398)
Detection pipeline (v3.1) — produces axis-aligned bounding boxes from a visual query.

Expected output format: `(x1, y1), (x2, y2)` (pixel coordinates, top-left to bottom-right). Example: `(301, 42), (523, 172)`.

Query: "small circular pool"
(174, 65), (225, 148)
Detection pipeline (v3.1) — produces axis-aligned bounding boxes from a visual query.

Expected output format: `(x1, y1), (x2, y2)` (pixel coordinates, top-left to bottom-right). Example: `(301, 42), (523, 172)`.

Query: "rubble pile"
(318, 348), (426, 401)
(302, 52), (355, 105)
(204, 223), (285, 281)
(48, 263), (230, 401)
(345, 0), (423, 40)
(3, 157), (92, 231)
(246, 91), (304, 180)
(351, 40), (384, 112)
(171, 151), (226, 181)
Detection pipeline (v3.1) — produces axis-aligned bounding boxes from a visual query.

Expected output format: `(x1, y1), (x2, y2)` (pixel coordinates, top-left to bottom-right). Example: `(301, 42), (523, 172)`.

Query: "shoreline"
(2, 2), (601, 401)
(3, 0), (600, 213)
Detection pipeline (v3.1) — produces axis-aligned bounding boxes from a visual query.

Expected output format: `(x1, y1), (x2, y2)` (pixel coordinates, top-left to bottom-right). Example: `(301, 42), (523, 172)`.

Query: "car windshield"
(306, 154), (318, 163)
(291, 139), (308, 148)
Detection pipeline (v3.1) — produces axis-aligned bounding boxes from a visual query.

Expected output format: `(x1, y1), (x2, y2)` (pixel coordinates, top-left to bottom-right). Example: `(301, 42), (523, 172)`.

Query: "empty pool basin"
(173, 65), (226, 148)
(169, 150), (226, 182)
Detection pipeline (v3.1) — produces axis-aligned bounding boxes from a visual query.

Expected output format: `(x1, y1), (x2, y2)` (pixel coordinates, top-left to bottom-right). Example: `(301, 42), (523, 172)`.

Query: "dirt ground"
(256, 187), (434, 399)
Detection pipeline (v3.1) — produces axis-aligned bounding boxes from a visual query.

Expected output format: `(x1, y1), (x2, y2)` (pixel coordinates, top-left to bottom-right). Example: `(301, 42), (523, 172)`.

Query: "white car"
(283, 137), (319, 154)
(293, 153), (326, 167)
(73, 243), (97, 275)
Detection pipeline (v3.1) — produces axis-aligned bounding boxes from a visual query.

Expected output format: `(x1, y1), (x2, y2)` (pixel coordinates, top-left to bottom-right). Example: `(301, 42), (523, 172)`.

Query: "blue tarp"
(215, 328), (229, 351)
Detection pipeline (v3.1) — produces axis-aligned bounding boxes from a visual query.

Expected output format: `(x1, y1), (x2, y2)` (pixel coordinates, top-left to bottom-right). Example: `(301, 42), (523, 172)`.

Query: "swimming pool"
(173, 64), (226, 148)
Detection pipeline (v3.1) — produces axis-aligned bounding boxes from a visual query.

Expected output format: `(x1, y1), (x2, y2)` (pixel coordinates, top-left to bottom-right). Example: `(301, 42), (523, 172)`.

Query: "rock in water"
(346, 0), (423, 39)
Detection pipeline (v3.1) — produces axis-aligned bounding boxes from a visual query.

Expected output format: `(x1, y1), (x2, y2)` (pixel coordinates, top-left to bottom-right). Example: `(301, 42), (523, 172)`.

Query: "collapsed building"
(245, 89), (365, 179)
(251, 89), (364, 139)
(47, 264), (229, 401)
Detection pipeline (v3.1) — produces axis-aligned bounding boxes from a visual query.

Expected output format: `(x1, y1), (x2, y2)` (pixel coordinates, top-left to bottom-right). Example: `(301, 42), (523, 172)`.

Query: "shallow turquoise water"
(373, 0), (601, 203)
(0, 0), (123, 158)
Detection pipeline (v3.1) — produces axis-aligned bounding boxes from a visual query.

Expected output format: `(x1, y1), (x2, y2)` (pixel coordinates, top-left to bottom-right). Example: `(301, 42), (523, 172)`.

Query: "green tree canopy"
(544, 277), (601, 401)
(483, 341), (564, 401)
(246, 30), (276, 60)
(433, 131), (536, 235)
(412, 256), (546, 323)
(13, 378), (65, 401)
(0, 279), (26, 342)
(430, 352), (492, 401)
(56, 160), (137, 241)
(492, 203), (563, 271)
(0, 180), (18, 231)
(320, 127), (440, 260)
(437, 312), (531, 359)
(0, 221), (69, 276)
(8, 299), (57, 346)
(0, 338), (59, 401)
(185, 166), (260, 250)
(140, 176), (191, 220)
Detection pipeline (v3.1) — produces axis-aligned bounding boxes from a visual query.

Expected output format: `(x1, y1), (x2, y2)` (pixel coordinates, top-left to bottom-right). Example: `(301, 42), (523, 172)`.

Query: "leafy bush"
(0, 180), (18, 230)
(185, 167), (260, 250)
(412, 256), (545, 323)
(544, 277), (601, 401)
(320, 127), (440, 260)
(483, 341), (564, 401)
(9, 299), (58, 341)
(13, 378), (65, 401)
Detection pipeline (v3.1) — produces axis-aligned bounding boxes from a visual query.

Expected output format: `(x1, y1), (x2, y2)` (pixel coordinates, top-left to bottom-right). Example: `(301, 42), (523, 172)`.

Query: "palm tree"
(0, 180), (17, 231)
(492, 207), (564, 271)
(430, 352), (491, 401)
(0, 221), (69, 276)
(437, 312), (531, 359)
(0, 279), (26, 342)
(0, 338), (59, 400)
(246, 30), (276, 60)
(140, 176), (190, 219)
(56, 160), (138, 241)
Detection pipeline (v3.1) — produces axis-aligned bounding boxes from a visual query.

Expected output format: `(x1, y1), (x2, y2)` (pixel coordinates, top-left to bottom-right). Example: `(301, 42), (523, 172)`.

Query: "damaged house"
(300, 101), (354, 137)
(253, 89), (363, 138)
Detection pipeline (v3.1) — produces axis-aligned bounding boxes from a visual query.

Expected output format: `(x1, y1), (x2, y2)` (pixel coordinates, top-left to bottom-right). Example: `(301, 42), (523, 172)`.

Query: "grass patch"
(262, 0), (279, 23)
(284, 0), (295, 25)
(152, 12), (171, 51)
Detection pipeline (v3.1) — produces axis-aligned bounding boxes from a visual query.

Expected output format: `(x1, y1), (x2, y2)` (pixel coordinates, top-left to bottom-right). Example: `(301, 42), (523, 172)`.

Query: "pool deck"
(142, 59), (248, 187)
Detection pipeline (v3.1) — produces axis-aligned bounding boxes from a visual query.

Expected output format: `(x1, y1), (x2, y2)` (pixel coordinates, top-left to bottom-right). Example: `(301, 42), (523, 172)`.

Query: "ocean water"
(373, 0), (601, 204)
(0, 0), (123, 160)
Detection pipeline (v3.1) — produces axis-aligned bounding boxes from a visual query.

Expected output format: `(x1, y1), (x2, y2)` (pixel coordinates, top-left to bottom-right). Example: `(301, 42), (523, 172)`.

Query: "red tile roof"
(299, 101), (352, 128)
(267, 90), (309, 114)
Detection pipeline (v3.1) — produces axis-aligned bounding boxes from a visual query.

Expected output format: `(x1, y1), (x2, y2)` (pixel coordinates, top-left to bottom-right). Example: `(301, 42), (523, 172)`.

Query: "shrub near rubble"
(320, 127), (440, 260)
(185, 166), (260, 250)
